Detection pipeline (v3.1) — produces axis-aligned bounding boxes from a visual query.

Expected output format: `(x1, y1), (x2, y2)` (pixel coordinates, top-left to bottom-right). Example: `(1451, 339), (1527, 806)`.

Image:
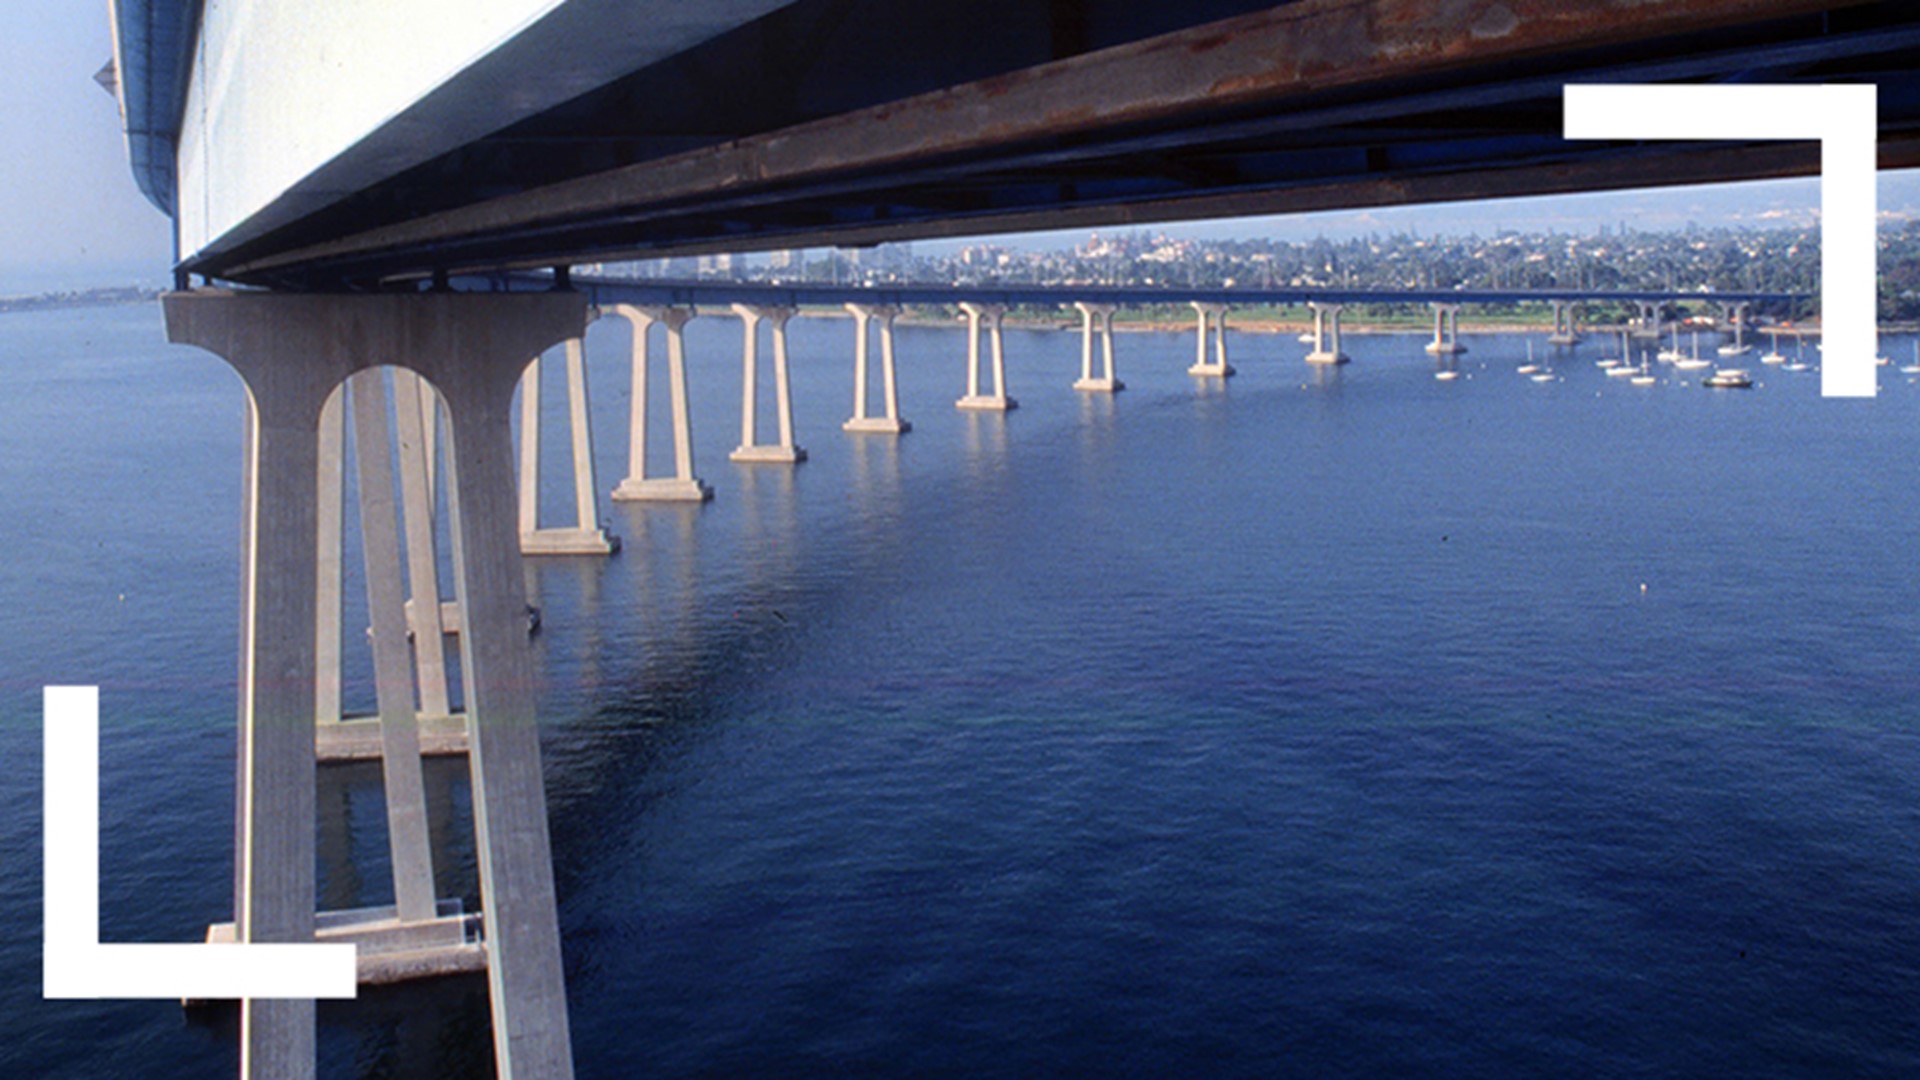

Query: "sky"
(8, 6), (1920, 293)
(1, 3), (174, 294)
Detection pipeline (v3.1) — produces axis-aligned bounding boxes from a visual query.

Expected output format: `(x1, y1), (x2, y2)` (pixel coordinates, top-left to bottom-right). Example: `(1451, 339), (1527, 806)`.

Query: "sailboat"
(1605, 331), (1639, 377)
(1517, 339), (1541, 375)
(1717, 317), (1751, 357)
(1760, 330), (1787, 365)
(1630, 350), (1657, 385)
(1526, 340), (1555, 381)
(1900, 341), (1920, 376)
(1783, 336), (1811, 372)
(1657, 324), (1684, 363)
(1673, 330), (1712, 371)
(1596, 328), (1624, 368)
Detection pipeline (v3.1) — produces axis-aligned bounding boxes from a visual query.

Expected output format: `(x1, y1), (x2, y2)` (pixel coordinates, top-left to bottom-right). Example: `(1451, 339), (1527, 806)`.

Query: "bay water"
(2, 303), (1918, 1076)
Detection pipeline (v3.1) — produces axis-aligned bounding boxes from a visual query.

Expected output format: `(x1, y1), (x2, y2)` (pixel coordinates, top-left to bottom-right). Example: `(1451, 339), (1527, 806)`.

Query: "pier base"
(957, 394), (1018, 411)
(403, 597), (539, 638)
(729, 444), (808, 463)
(316, 713), (470, 761)
(205, 900), (484, 989)
(843, 416), (911, 434)
(611, 476), (713, 502)
(520, 525), (621, 555)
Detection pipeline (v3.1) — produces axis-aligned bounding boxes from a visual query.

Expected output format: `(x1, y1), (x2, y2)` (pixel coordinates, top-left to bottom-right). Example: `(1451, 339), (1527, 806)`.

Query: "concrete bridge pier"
(607, 305), (711, 503)
(517, 333), (619, 554)
(956, 301), (1017, 410)
(1073, 302), (1124, 392)
(164, 289), (581, 1080)
(226, 369), (485, 983)
(730, 303), (806, 463)
(1304, 301), (1348, 364)
(1188, 301), (1235, 376)
(1548, 300), (1581, 345)
(1633, 301), (1662, 340)
(844, 303), (911, 433)
(1425, 303), (1466, 355)
(1721, 301), (1751, 354)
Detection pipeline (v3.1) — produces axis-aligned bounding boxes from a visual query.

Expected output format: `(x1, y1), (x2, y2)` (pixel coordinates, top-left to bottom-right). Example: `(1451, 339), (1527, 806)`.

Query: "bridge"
(101, 2), (1910, 1078)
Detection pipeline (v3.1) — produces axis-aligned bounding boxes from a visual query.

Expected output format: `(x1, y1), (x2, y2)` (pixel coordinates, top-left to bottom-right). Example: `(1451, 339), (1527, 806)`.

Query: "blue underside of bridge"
(112, 0), (199, 216)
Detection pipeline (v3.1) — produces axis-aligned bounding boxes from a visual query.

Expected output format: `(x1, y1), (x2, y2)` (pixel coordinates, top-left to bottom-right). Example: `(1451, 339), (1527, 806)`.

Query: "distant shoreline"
(16, 289), (1915, 336)
(875, 311), (1877, 337)
(0, 286), (162, 315)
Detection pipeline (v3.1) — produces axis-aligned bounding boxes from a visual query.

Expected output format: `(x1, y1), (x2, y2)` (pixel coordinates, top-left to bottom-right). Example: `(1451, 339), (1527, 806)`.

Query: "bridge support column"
(957, 301), (1017, 410)
(1304, 302), (1348, 364)
(1073, 302), (1124, 392)
(607, 305), (710, 502)
(1548, 300), (1581, 345)
(1722, 301), (1750, 354)
(347, 370), (442, 927)
(730, 304), (806, 463)
(517, 333), (619, 554)
(315, 391), (345, 729)
(1425, 303), (1466, 355)
(844, 303), (911, 433)
(164, 289), (582, 1080)
(392, 371), (455, 721)
(1188, 302), (1235, 376)
(1634, 302), (1661, 341)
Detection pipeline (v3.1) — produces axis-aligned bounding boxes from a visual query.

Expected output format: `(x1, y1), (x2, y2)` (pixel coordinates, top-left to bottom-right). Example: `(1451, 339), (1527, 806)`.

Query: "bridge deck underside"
(192, 0), (1920, 289)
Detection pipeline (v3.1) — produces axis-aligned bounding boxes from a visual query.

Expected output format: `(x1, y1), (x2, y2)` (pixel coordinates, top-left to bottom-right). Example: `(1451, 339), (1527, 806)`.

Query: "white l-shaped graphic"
(1565, 83), (1878, 398)
(42, 686), (356, 1000)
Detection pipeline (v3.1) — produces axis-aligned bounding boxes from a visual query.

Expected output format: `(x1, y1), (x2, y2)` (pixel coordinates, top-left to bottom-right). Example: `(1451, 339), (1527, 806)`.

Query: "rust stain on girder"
(458, 135), (1920, 277)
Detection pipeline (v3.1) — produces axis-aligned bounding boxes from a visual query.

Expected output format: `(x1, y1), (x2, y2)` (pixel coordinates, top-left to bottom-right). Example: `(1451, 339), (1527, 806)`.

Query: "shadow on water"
(193, 975), (496, 1079)
(314, 758), (478, 913)
(537, 472), (909, 887)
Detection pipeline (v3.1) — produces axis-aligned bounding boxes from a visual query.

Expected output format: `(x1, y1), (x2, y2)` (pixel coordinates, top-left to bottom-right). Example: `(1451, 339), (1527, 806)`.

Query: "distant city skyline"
(919, 170), (1920, 257)
(11, 7), (1920, 294)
